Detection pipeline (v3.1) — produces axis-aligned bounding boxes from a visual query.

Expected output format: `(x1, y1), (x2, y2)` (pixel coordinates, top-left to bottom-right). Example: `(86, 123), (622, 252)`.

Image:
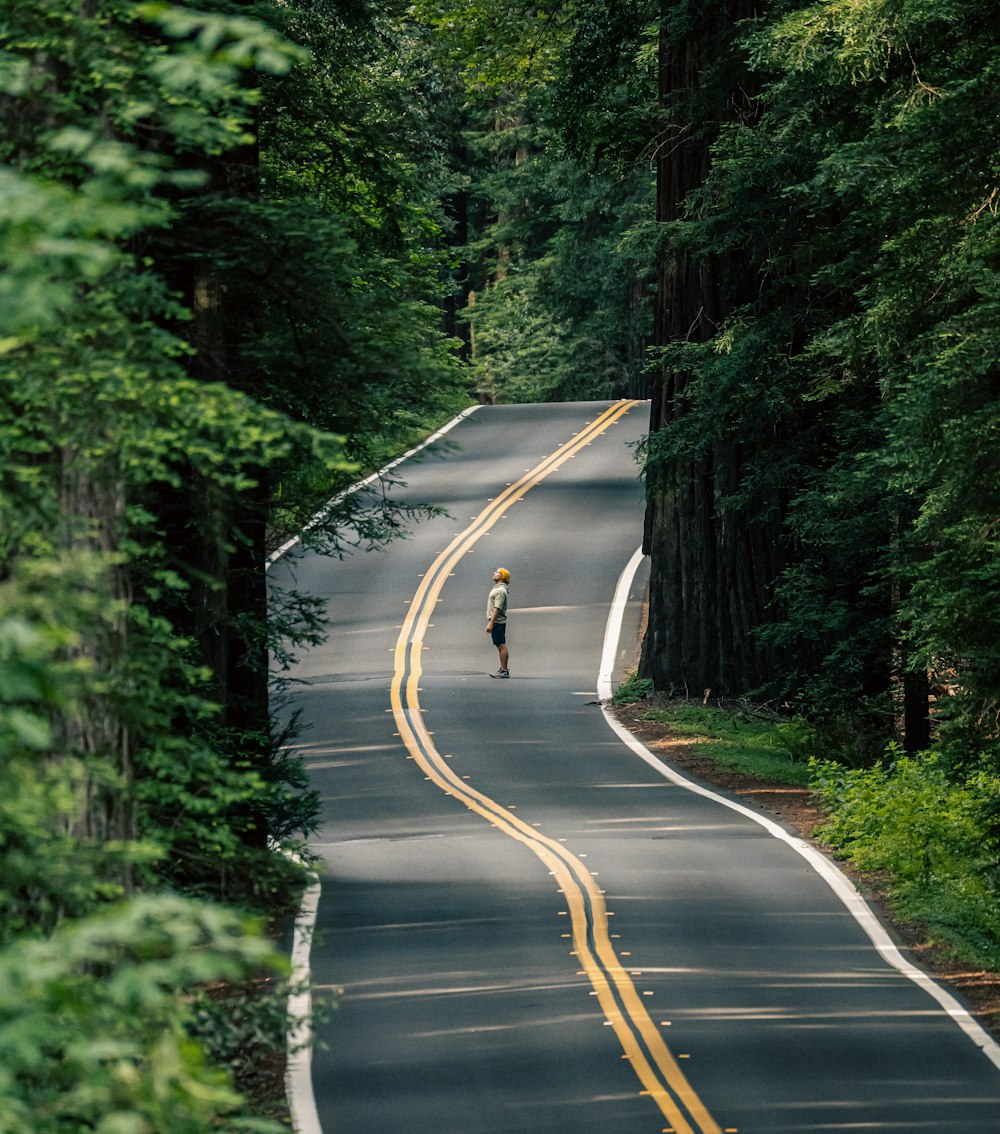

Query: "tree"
(639, 0), (791, 700)
(639, 0), (1000, 764)
(411, 0), (658, 403)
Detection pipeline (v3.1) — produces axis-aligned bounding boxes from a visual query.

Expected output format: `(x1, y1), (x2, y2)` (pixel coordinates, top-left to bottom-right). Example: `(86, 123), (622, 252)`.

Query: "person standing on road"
(486, 567), (510, 678)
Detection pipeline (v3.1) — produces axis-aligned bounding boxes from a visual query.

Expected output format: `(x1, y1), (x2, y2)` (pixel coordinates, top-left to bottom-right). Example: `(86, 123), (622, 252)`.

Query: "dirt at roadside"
(607, 696), (1000, 1042)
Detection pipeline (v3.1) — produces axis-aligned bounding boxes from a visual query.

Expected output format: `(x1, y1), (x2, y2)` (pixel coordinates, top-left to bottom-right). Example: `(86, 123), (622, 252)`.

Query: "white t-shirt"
(486, 583), (508, 624)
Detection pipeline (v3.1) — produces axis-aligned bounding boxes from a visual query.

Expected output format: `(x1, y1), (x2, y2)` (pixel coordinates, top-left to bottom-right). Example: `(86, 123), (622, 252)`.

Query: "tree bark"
(150, 129), (274, 851)
(641, 0), (782, 697)
(59, 451), (137, 888)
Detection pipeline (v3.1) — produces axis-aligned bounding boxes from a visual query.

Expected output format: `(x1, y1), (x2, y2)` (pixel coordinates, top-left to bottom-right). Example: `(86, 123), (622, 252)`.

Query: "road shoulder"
(607, 696), (1000, 1042)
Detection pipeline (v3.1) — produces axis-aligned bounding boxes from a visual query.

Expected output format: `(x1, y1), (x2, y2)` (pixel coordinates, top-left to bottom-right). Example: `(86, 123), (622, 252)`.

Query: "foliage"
(550, 0), (658, 166)
(0, 895), (285, 1134)
(638, 0), (1000, 766)
(769, 0), (1000, 764)
(465, 147), (655, 402)
(0, 0), (472, 1126)
(410, 0), (570, 98)
(248, 0), (472, 530)
(812, 749), (1000, 970)
(0, 0), (470, 888)
(411, 0), (657, 403)
(188, 973), (299, 1122)
(0, 578), (142, 946)
(612, 670), (654, 705)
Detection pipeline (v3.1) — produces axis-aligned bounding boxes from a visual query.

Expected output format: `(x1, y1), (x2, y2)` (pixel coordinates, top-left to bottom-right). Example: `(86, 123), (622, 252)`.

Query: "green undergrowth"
(811, 750), (1000, 974)
(621, 692), (817, 787)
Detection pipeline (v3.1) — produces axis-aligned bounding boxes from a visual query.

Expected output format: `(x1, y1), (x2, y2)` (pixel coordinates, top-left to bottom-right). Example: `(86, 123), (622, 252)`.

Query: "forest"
(0, 0), (998, 1126)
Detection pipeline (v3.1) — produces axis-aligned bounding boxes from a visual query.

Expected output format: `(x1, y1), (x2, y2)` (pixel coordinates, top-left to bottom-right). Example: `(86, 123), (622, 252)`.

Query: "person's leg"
(491, 624), (509, 673)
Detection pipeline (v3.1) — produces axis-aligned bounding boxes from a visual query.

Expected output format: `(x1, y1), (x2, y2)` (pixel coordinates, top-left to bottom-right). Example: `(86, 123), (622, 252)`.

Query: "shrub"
(811, 747), (1000, 969)
(613, 671), (654, 704)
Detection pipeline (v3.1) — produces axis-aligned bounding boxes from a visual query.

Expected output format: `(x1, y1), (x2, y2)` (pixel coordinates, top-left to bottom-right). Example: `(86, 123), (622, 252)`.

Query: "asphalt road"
(271, 400), (1000, 1134)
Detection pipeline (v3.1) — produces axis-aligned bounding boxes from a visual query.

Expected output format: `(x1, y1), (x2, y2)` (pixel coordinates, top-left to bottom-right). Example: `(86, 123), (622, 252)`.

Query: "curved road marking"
(600, 547), (1000, 1075)
(598, 544), (645, 701)
(390, 401), (724, 1134)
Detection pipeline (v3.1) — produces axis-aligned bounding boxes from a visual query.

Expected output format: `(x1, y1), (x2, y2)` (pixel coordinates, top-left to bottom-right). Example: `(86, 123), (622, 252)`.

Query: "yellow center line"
(389, 401), (723, 1134)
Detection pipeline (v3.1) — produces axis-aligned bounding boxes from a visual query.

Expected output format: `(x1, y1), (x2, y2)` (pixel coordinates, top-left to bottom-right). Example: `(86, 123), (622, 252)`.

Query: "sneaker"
(491, 668), (510, 679)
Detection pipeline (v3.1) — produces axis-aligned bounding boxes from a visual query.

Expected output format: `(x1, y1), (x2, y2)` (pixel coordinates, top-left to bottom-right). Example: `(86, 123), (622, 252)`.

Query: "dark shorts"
(490, 622), (507, 646)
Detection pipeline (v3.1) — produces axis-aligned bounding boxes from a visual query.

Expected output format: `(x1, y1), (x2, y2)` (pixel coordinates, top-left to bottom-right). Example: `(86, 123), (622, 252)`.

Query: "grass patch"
(637, 703), (818, 787)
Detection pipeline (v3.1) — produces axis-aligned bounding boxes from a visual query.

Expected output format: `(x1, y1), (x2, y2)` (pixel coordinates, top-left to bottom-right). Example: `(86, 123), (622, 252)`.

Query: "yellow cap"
(496, 568), (510, 583)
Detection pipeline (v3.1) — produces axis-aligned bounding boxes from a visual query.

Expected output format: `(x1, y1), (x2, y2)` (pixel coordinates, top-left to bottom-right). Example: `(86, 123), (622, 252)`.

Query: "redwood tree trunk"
(152, 130), (274, 851)
(641, 0), (783, 697)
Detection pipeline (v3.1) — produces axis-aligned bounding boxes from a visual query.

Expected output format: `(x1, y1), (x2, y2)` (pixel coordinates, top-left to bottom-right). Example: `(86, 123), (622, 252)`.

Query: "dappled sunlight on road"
(325, 972), (590, 1003)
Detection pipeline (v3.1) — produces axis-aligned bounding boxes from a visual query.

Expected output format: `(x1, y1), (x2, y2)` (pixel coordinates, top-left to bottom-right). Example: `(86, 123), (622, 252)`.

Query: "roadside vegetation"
(811, 754), (1000, 974)
(613, 680), (816, 787)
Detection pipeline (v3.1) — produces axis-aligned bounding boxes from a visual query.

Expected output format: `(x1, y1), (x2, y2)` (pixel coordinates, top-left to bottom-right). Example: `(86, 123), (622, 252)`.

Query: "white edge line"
(266, 405), (481, 570)
(600, 547), (1000, 1073)
(285, 874), (322, 1134)
(597, 544), (644, 701)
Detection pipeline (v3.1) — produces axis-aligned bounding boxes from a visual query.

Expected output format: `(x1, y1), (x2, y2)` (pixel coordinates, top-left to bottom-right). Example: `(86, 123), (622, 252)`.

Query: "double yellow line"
(389, 401), (724, 1134)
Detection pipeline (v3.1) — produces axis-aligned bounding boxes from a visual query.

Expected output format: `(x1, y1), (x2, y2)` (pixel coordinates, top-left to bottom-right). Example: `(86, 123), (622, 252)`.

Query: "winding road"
(270, 400), (1000, 1134)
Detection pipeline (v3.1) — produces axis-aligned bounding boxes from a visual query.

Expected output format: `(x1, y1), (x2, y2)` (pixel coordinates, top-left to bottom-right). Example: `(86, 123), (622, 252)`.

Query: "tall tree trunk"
(641, 0), (782, 697)
(59, 454), (137, 886)
(442, 185), (472, 361)
(153, 129), (274, 851)
(903, 667), (931, 754)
